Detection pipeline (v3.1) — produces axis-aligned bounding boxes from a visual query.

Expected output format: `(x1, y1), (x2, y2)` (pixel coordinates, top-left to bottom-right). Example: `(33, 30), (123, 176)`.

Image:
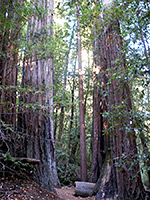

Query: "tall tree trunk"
(95, 1), (147, 199)
(17, 0), (60, 191)
(76, 0), (88, 182)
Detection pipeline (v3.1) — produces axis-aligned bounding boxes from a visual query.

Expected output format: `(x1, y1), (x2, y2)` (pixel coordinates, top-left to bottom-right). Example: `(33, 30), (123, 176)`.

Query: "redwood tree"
(17, 0), (60, 190)
(95, 1), (147, 199)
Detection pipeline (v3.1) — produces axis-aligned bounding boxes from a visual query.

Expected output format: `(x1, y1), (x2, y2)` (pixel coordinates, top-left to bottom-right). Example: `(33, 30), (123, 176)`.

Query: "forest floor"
(0, 177), (95, 200)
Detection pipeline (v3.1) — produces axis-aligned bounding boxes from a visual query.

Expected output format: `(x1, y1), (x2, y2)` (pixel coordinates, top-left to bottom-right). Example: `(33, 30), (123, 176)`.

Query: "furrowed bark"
(17, 0), (60, 191)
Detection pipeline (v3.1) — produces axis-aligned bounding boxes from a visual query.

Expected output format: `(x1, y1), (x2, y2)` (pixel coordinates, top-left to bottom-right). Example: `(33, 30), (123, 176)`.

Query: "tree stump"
(75, 181), (96, 197)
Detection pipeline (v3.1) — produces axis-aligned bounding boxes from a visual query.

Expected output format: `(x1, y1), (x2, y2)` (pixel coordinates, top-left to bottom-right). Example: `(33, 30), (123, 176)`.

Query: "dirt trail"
(56, 186), (95, 200)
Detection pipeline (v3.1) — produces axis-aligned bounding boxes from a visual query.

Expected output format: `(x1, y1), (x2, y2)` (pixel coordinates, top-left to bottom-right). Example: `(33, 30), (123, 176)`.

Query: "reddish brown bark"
(95, 17), (147, 200)
(17, 0), (60, 190)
